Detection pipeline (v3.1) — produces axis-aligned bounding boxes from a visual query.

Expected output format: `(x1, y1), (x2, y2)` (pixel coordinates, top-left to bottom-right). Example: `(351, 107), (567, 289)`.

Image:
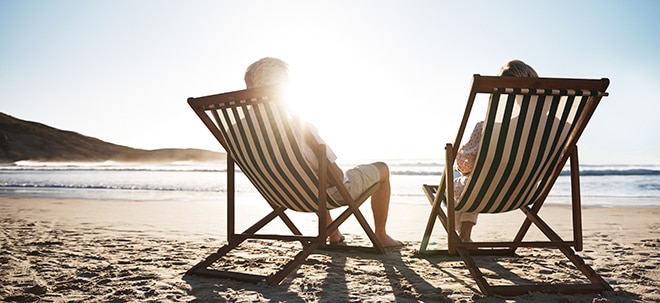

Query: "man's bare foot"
(328, 230), (345, 244)
(377, 234), (403, 248)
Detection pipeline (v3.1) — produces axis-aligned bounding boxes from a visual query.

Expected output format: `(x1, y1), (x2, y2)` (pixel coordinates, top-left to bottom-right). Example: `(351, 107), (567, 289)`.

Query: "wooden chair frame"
(418, 75), (612, 296)
(185, 86), (385, 285)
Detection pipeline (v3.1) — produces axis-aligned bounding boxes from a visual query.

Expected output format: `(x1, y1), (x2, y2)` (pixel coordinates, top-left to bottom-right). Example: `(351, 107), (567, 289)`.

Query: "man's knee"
(372, 162), (389, 181)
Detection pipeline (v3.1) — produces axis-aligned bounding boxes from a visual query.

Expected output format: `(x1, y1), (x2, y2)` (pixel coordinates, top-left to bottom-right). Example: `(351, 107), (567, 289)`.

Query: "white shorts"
(455, 211), (479, 231)
(328, 164), (380, 203)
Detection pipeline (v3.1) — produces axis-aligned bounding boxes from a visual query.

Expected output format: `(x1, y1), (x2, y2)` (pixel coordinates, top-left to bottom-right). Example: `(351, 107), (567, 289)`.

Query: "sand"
(1, 196), (658, 302)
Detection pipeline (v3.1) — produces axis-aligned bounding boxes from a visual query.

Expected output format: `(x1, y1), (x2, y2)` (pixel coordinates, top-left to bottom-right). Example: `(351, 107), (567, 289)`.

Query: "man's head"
(244, 57), (289, 88)
(498, 59), (538, 78)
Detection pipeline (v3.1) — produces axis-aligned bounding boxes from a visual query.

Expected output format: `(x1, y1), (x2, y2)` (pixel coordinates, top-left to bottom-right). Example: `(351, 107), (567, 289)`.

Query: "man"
(244, 57), (402, 247)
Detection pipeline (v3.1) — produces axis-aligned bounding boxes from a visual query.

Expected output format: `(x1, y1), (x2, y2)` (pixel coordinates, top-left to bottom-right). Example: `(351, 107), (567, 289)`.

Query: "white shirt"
(291, 116), (338, 172)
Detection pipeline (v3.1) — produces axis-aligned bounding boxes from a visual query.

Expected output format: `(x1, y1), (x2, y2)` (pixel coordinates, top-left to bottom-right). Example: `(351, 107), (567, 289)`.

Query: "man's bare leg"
(371, 162), (403, 247)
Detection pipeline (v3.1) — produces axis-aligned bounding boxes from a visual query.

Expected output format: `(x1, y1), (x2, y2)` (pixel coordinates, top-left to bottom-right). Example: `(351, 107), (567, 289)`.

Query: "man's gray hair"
(245, 57), (289, 88)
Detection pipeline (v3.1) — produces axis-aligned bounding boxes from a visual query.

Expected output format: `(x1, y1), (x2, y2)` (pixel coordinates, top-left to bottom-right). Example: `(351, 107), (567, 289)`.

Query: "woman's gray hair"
(498, 59), (538, 78)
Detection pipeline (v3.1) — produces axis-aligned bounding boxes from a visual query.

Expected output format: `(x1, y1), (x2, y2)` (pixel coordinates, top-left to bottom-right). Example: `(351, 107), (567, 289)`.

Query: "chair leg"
(267, 239), (322, 284)
(510, 198), (544, 253)
(569, 145), (583, 251)
(419, 184), (463, 255)
(521, 205), (612, 290)
(420, 144), (462, 255)
(186, 206), (278, 278)
(189, 184), (386, 284)
(419, 196), (440, 253)
(454, 239), (612, 295)
(328, 196), (385, 253)
(418, 189), (612, 295)
(321, 182), (386, 254)
(456, 247), (493, 295)
(187, 205), (300, 280)
(186, 237), (247, 275)
(557, 245), (613, 291)
(352, 204), (386, 253)
(444, 143), (458, 254)
(270, 204), (303, 236)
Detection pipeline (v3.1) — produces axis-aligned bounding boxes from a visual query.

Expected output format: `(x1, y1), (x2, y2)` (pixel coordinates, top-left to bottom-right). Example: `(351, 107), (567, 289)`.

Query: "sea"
(1, 160), (659, 208)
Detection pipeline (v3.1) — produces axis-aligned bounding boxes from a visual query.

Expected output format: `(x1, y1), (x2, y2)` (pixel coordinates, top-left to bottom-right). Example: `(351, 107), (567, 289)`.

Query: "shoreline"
(2, 189), (660, 208)
(1, 196), (659, 302)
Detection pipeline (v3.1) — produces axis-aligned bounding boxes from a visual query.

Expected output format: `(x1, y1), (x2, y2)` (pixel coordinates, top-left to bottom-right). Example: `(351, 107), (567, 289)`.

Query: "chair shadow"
(313, 244), (448, 302)
(182, 241), (452, 302)
(413, 247), (642, 302)
(182, 241), (641, 302)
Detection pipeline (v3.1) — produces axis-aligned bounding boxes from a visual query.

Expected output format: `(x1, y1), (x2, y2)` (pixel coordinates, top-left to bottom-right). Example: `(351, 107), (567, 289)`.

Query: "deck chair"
(185, 86), (385, 285)
(419, 75), (612, 296)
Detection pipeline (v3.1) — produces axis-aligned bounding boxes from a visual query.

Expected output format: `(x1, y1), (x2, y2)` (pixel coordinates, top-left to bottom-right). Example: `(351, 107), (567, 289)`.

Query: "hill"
(0, 112), (225, 163)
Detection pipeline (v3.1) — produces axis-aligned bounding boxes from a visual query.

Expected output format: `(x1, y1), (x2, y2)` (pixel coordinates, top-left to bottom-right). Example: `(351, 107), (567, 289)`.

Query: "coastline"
(1, 196), (658, 302)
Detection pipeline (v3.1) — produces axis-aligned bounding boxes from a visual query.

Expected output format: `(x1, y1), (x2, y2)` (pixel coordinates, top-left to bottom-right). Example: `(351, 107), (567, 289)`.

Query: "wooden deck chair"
(185, 86), (385, 285)
(419, 75), (612, 296)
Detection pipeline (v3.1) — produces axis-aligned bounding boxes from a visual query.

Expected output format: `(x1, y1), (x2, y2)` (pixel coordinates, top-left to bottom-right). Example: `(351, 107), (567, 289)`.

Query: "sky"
(1, 0), (659, 165)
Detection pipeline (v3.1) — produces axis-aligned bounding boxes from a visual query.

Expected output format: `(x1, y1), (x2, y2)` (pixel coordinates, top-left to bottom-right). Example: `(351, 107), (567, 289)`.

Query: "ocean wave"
(1, 161), (227, 173)
(390, 168), (660, 177)
(0, 183), (226, 192)
(3, 161), (660, 177)
(562, 168), (660, 176)
(391, 170), (443, 176)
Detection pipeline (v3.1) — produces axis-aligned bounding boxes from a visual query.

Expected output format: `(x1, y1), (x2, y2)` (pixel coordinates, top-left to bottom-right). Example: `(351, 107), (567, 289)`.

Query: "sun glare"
(253, 13), (434, 161)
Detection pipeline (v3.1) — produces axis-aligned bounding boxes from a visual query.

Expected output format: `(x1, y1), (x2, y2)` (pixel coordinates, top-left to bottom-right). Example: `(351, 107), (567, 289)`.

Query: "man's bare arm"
(328, 162), (345, 187)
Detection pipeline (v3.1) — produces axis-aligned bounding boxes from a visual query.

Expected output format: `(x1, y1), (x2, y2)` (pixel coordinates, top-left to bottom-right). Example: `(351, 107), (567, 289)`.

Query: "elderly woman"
(453, 59), (539, 242)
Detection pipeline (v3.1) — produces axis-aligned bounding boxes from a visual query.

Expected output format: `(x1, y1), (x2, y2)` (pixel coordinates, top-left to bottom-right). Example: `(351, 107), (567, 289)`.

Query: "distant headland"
(0, 112), (225, 163)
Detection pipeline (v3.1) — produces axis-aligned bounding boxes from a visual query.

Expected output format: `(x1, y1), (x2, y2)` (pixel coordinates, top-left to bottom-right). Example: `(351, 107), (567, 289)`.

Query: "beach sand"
(1, 196), (658, 302)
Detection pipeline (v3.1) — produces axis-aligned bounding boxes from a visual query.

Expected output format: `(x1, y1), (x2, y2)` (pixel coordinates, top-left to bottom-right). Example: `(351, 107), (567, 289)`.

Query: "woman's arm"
(456, 121), (484, 174)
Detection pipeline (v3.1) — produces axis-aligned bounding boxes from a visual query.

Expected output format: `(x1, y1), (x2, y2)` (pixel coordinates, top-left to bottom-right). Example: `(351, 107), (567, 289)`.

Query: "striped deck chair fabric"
(419, 75), (612, 296)
(203, 87), (343, 212)
(457, 87), (603, 214)
(185, 86), (384, 285)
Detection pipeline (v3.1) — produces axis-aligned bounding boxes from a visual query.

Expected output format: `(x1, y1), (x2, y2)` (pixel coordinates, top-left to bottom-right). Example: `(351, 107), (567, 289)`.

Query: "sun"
(253, 28), (428, 161)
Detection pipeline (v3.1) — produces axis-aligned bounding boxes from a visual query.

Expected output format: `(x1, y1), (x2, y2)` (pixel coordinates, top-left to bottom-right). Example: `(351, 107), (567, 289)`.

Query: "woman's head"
(244, 57), (289, 88)
(498, 59), (538, 78)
